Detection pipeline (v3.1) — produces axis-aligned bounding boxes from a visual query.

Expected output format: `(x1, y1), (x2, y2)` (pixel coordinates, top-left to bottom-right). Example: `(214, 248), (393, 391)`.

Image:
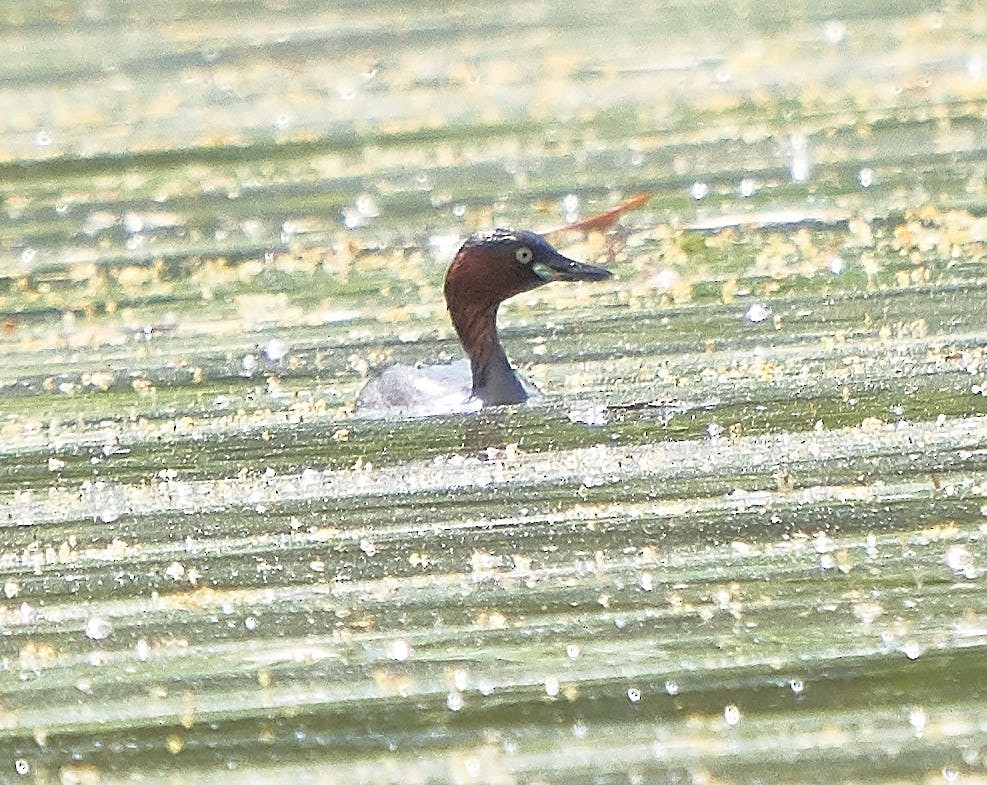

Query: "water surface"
(1, 1), (987, 783)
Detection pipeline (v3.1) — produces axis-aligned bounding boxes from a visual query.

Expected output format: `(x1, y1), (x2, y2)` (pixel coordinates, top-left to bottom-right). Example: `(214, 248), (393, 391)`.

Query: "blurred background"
(1, 1), (987, 783)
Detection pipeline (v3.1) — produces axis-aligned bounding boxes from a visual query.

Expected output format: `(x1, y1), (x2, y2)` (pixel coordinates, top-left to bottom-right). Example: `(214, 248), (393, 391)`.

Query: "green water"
(1, 1), (987, 783)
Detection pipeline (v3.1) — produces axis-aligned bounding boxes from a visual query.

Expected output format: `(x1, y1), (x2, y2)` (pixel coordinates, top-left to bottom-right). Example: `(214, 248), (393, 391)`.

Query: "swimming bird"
(356, 229), (613, 416)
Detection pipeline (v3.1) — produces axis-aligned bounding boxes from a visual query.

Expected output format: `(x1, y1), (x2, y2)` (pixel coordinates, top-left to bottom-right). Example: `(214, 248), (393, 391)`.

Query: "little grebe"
(356, 229), (612, 416)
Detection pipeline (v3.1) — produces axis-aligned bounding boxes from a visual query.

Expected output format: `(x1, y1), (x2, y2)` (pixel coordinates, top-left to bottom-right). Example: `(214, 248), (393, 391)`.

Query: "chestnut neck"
(448, 299), (527, 405)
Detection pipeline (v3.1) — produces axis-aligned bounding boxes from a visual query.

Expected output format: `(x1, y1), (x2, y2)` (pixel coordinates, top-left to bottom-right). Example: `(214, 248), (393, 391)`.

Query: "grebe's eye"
(515, 246), (534, 264)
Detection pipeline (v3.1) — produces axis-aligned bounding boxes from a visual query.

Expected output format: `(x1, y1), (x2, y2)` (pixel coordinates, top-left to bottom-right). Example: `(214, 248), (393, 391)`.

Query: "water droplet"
(341, 194), (380, 228)
(823, 19), (846, 44)
(14, 759), (29, 776)
(639, 572), (654, 592)
(446, 691), (464, 711)
(945, 545), (979, 578)
(738, 177), (758, 198)
(562, 193), (580, 223)
(689, 181), (709, 200)
(76, 675), (96, 693)
(858, 168), (875, 188)
(649, 268), (680, 290)
(263, 338), (289, 363)
(164, 561), (186, 581)
(901, 640), (923, 660)
(123, 212), (146, 234)
(244, 616), (258, 631)
(664, 680), (679, 696)
(812, 532), (836, 554)
(789, 679), (804, 695)
(789, 133), (812, 183)
(386, 638), (411, 662)
(744, 303), (770, 323)
(909, 707), (927, 734)
(723, 704), (742, 726)
(34, 129), (52, 147)
(97, 501), (121, 523)
(125, 233), (148, 251)
(135, 639), (152, 662)
(544, 675), (561, 699)
(85, 616), (112, 640)
(627, 687), (641, 703)
(241, 354), (257, 376)
(565, 643), (581, 660)
(828, 256), (846, 275)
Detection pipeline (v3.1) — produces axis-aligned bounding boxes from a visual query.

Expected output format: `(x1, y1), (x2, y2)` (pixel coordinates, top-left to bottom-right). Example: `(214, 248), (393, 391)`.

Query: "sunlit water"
(1, 1), (987, 784)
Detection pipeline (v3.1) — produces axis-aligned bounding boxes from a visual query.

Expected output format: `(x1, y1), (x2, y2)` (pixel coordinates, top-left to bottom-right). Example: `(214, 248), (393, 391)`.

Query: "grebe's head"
(444, 229), (612, 309)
